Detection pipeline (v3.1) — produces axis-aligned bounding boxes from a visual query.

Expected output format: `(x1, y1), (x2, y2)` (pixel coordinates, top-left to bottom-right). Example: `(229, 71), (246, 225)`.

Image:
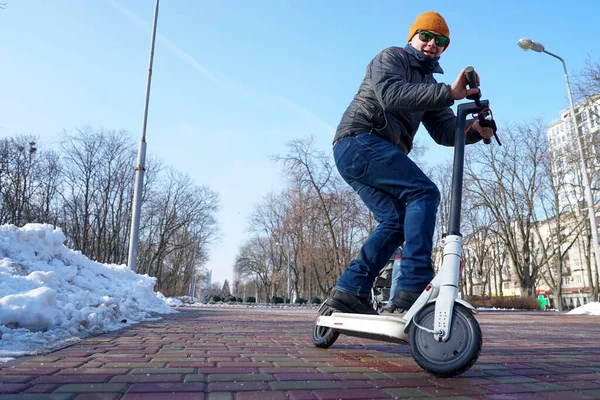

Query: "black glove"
(477, 109), (500, 145)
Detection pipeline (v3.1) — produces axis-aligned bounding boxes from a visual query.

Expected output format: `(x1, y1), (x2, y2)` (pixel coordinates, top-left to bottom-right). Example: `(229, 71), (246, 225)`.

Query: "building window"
(503, 281), (510, 289)
(561, 277), (569, 286)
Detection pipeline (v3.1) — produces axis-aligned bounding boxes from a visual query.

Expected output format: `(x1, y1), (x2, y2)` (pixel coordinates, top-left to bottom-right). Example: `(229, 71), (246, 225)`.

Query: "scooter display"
(312, 67), (500, 378)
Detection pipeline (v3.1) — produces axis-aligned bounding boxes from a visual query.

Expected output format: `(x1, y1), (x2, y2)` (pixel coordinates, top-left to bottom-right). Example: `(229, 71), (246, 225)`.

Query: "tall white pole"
(287, 249), (291, 302)
(276, 242), (291, 301)
(128, 0), (160, 272)
(545, 49), (600, 283)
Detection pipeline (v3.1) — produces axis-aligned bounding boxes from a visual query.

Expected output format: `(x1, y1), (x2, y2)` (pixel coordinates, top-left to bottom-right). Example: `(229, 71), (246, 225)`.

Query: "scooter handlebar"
(464, 66), (491, 144)
(465, 66), (478, 91)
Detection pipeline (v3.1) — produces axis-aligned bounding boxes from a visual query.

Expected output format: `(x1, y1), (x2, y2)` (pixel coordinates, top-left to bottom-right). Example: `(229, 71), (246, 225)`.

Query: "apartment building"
(462, 98), (600, 309)
(547, 97), (600, 210)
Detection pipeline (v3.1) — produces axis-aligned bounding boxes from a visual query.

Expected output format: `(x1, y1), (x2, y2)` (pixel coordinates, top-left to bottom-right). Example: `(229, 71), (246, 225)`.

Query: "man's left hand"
(472, 119), (495, 141)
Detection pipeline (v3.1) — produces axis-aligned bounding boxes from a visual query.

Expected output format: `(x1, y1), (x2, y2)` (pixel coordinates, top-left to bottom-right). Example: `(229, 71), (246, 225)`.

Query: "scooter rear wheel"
(409, 302), (482, 378)
(312, 304), (340, 349)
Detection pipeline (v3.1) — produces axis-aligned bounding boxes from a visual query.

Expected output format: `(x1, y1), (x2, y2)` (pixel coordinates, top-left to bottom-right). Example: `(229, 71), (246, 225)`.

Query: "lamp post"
(128, 0), (160, 272)
(517, 38), (600, 280)
(276, 242), (291, 302)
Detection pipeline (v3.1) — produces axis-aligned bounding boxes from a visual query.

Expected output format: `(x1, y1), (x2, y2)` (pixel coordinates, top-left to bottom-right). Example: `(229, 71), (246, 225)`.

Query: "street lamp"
(518, 38), (600, 279)
(276, 242), (291, 302)
(127, 0), (160, 272)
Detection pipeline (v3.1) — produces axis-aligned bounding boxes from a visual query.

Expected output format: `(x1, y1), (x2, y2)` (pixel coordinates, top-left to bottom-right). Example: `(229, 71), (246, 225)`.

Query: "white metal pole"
(544, 50), (600, 284)
(128, 0), (160, 272)
(287, 249), (291, 302)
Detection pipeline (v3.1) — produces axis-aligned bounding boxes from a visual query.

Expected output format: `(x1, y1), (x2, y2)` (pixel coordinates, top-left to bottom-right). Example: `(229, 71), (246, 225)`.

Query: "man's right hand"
(450, 68), (480, 100)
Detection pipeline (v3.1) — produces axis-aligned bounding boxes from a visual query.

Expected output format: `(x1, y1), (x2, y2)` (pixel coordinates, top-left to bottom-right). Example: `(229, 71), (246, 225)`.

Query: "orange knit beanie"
(407, 11), (450, 47)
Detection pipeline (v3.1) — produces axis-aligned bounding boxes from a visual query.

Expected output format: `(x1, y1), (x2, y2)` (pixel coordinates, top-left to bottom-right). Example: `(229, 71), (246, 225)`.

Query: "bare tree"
(574, 56), (600, 115)
(532, 134), (590, 309)
(0, 136), (61, 227)
(274, 137), (375, 299)
(429, 160), (454, 269)
(489, 238), (509, 296)
(234, 236), (277, 301)
(573, 57), (600, 299)
(0, 126), (219, 298)
(59, 127), (138, 263)
(136, 168), (219, 295)
(462, 200), (495, 297)
(274, 137), (347, 283)
(234, 137), (374, 301)
(35, 149), (62, 226)
(465, 120), (548, 297)
(0, 137), (37, 225)
(246, 192), (289, 297)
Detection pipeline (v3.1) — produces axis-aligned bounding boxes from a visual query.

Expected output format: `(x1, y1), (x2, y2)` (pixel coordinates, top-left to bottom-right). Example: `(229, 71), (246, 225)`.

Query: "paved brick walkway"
(1, 306), (599, 399)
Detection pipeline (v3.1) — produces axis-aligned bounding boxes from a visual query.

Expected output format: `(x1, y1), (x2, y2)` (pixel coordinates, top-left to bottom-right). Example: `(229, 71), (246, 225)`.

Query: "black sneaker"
(381, 306), (396, 314)
(325, 290), (379, 315)
(391, 291), (422, 312)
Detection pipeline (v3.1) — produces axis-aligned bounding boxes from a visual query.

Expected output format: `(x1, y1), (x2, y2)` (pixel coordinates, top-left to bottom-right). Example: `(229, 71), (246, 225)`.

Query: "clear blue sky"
(1, 0), (598, 285)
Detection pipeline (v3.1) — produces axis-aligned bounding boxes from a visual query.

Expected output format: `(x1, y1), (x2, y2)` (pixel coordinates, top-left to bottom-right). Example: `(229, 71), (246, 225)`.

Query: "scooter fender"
(455, 299), (478, 314)
(317, 301), (328, 314)
(403, 297), (478, 334)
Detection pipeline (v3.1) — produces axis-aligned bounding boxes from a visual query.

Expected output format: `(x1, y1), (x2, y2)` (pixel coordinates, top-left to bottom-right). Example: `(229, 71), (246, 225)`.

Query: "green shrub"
(311, 297), (322, 305)
(271, 296), (284, 304)
(295, 297), (307, 304)
(224, 295), (237, 303)
(465, 295), (541, 310)
(245, 296), (256, 303)
(210, 295), (222, 303)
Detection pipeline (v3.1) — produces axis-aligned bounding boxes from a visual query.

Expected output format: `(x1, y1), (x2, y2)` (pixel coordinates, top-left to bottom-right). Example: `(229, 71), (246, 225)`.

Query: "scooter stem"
(448, 100), (490, 235)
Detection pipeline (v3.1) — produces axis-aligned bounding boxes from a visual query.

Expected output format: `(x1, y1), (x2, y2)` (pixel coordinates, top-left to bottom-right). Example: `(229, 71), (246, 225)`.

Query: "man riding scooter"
(325, 11), (495, 315)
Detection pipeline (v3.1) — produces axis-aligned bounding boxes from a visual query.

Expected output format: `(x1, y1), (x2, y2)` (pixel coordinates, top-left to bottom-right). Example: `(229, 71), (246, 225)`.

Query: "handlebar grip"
(483, 138), (491, 144)
(465, 66), (478, 90)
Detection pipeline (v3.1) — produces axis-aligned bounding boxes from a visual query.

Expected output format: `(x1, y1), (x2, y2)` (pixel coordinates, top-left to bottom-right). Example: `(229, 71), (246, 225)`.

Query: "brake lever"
(464, 67), (501, 146)
(478, 110), (502, 146)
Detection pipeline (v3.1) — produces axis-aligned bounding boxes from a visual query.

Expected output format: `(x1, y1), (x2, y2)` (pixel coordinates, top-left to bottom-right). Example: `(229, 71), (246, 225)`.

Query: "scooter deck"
(317, 312), (409, 344)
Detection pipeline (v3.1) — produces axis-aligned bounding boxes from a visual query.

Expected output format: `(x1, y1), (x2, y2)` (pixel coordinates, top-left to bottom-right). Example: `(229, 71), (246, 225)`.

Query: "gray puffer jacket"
(333, 46), (481, 154)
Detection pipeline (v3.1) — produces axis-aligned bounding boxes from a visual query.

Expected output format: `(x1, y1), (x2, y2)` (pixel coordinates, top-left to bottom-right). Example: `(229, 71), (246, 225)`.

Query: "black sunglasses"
(418, 30), (449, 47)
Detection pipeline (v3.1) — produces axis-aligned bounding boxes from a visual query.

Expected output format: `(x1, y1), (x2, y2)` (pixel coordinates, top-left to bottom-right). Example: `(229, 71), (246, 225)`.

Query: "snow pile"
(0, 223), (175, 361)
(156, 291), (183, 306)
(567, 301), (600, 316)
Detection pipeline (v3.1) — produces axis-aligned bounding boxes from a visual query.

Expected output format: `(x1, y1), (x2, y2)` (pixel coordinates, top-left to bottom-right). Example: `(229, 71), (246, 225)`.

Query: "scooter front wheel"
(312, 304), (340, 349)
(409, 302), (482, 378)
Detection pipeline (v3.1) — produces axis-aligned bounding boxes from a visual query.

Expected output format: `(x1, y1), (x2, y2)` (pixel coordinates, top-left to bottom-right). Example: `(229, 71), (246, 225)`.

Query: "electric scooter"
(312, 67), (500, 378)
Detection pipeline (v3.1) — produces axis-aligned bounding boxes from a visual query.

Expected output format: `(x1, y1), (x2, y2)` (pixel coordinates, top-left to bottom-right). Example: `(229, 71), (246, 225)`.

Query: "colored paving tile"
(0, 308), (598, 399)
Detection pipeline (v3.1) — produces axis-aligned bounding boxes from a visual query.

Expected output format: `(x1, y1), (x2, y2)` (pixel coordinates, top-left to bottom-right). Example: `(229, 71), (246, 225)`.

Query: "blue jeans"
(333, 132), (439, 299)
